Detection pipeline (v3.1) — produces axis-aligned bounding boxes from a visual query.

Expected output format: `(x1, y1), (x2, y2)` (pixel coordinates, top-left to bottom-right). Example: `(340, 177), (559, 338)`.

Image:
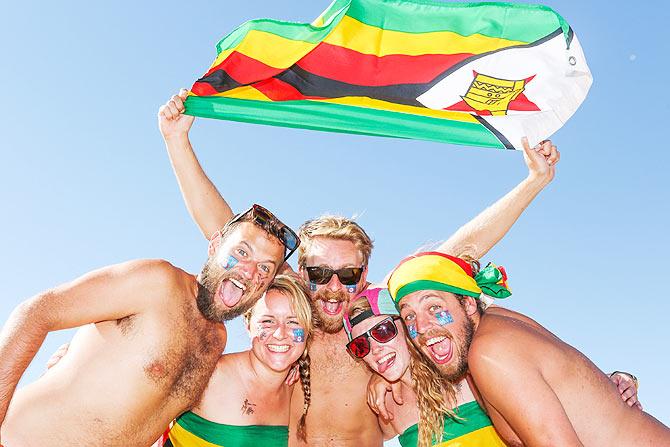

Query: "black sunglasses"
(305, 266), (364, 286)
(346, 316), (402, 359)
(228, 204), (300, 262)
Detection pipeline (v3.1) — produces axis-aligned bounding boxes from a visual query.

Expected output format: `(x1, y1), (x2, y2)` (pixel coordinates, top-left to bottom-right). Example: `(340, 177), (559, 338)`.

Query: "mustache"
(416, 326), (453, 347)
(313, 288), (349, 303)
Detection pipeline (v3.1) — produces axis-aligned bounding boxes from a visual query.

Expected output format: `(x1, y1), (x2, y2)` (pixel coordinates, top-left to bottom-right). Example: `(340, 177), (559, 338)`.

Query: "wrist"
(163, 132), (190, 145)
(524, 173), (550, 190)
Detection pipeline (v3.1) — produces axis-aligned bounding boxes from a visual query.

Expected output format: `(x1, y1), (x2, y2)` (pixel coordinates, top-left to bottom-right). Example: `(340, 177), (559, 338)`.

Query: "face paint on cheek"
(408, 324), (418, 339)
(292, 328), (305, 343)
(220, 255), (239, 270)
(346, 285), (357, 294)
(435, 310), (454, 326)
(309, 281), (317, 292)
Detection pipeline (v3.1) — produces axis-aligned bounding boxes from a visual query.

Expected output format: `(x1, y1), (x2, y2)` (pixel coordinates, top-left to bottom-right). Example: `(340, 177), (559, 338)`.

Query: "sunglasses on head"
(229, 204), (300, 263)
(346, 316), (401, 359)
(305, 266), (364, 286)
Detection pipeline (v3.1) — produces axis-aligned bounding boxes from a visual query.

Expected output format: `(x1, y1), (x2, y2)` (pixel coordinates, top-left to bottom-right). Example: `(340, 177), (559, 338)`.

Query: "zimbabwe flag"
(186, 0), (592, 150)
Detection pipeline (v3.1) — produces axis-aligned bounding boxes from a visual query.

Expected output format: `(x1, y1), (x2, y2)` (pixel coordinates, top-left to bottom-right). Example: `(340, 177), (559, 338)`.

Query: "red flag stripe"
(296, 42), (474, 86)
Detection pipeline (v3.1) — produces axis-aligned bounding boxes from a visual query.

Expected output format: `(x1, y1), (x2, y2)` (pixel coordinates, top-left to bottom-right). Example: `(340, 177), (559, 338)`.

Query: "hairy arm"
(469, 333), (583, 447)
(0, 259), (177, 425)
(437, 138), (559, 260)
(159, 90), (234, 239)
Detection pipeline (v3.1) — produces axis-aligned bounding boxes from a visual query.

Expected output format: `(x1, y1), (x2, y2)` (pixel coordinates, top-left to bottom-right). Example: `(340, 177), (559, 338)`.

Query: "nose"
(325, 271), (345, 292)
(237, 260), (257, 281)
(414, 312), (434, 335)
(273, 324), (288, 340)
(370, 338), (384, 354)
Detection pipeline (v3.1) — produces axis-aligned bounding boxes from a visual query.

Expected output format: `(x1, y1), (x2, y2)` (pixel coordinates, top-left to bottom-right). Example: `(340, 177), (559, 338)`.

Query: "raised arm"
(159, 90), (234, 239)
(437, 138), (560, 259)
(0, 259), (177, 426)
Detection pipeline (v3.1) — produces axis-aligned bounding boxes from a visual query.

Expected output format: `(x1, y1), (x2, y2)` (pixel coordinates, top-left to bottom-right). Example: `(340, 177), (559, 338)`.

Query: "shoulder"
(468, 312), (540, 376)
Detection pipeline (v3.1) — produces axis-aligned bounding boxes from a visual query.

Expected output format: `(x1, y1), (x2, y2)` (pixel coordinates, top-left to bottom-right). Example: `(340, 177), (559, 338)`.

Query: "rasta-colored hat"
(343, 287), (398, 341)
(387, 251), (511, 305)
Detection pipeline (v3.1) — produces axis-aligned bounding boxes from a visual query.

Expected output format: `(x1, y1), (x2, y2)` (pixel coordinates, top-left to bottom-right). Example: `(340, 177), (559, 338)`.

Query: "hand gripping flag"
(186, 0), (592, 150)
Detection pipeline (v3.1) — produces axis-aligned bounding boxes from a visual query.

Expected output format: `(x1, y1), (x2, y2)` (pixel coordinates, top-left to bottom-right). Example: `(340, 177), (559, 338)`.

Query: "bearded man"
(0, 204), (298, 447)
(388, 252), (670, 446)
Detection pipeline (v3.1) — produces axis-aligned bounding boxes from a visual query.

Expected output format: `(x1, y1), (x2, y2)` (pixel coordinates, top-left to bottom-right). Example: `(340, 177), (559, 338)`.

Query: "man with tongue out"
(389, 252), (670, 447)
(0, 205), (296, 447)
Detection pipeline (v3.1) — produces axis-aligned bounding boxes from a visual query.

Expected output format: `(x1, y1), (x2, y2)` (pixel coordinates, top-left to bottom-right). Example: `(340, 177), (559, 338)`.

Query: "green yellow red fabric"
(185, 0), (592, 149)
(163, 411), (288, 447)
(387, 252), (511, 304)
(398, 400), (506, 447)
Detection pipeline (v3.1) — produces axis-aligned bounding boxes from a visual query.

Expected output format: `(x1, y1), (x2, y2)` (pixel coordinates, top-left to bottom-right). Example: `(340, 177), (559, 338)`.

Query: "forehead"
(219, 222), (284, 259)
(350, 314), (387, 338)
(251, 289), (295, 317)
(399, 289), (459, 312)
(305, 237), (363, 267)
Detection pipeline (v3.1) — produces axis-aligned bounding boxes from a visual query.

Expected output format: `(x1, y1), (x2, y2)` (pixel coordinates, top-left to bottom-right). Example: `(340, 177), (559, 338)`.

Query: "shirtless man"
(388, 252), (670, 446)
(0, 204), (297, 447)
(160, 90), (560, 446)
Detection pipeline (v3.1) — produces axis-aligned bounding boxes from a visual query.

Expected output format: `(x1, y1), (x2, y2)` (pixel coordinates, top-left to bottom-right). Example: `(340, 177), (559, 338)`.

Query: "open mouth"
(217, 278), (246, 307)
(376, 352), (397, 374)
(321, 299), (344, 316)
(424, 335), (453, 364)
(267, 344), (291, 353)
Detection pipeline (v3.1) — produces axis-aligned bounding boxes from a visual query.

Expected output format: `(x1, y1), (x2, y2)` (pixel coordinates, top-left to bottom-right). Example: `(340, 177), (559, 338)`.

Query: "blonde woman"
(159, 274), (314, 446)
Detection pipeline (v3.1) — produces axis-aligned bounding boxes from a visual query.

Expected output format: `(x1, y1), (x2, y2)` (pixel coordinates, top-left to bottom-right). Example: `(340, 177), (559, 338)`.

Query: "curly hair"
(408, 340), (460, 447)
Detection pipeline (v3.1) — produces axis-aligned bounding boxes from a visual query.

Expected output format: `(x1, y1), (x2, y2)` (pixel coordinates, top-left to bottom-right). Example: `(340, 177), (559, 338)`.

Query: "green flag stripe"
(176, 411), (288, 446)
(214, 0), (349, 54)
(185, 96), (505, 148)
(345, 0), (569, 42)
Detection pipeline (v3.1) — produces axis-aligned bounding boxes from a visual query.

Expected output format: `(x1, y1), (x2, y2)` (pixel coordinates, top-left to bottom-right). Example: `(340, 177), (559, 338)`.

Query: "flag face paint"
(292, 328), (305, 343)
(220, 255), (239, 270)
(436, 310), (454, 326)
(346, 285), (357, 294)
(309, 281), (317, 292)
(408, 324), (418, 339)
(187, 0), (591, 150)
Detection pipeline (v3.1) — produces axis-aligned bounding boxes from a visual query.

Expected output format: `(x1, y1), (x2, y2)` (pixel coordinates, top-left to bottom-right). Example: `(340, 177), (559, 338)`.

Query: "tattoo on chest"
(241, 398), (257, 415)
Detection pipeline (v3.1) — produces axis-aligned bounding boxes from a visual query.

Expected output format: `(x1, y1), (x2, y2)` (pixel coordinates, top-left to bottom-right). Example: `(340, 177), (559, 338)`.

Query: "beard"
(196, 257), (265, 322)
(416, 314), (475, 382)
(311, 288), (350, 334)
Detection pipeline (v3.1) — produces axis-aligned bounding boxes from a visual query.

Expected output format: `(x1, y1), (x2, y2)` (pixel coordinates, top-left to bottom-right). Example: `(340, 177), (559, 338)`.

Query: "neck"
(399, 365), (413, 388)
(245, 350), (290, 392)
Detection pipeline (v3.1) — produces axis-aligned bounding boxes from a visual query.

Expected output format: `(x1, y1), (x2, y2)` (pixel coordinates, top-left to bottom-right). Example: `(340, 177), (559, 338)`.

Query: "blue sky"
(1, 0), (668, 441)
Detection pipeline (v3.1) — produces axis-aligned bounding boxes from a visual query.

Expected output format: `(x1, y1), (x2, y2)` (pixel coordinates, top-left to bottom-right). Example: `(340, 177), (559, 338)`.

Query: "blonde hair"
(243, 274), (314, 440)
(297, 215), (373, 267)
(408, 340), (460, 447)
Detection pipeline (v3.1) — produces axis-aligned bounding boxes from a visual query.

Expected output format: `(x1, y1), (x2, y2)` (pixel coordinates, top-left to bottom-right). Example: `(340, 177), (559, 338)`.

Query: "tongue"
(377, 354), (396, 374)
(322, 300), (342, 315)
(429, 338), (452, 357)
(220, 280), (243, 307)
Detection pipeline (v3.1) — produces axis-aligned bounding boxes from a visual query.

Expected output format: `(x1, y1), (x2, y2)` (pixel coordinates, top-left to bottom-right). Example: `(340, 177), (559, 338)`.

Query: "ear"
(462, 296), (479, 317)
(208, 230), (222, 257)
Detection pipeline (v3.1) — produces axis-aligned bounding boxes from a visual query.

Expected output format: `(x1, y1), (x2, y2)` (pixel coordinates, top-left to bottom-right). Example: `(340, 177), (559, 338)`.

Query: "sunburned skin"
(189, 289), (308, 428)
(289, 238), (383, 447)
(398, 290), (670, 447)
(0, 222), (285, 447)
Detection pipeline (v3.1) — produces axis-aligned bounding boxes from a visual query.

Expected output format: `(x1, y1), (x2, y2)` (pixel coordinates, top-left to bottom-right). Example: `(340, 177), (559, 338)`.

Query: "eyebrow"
(241, 241), (278, 267)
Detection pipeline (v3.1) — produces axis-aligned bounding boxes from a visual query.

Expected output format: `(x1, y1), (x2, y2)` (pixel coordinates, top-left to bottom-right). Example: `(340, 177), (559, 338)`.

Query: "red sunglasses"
(346, 316), (402, 359)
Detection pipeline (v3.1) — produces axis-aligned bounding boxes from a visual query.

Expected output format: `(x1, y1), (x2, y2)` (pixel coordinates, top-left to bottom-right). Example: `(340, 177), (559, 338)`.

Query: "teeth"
(267, 345), (290, 353)
(377, 352), (396, 365)
(230, 278), (246, 290)
(327, 299), (339, 303)
(426, 336), (446, 346)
